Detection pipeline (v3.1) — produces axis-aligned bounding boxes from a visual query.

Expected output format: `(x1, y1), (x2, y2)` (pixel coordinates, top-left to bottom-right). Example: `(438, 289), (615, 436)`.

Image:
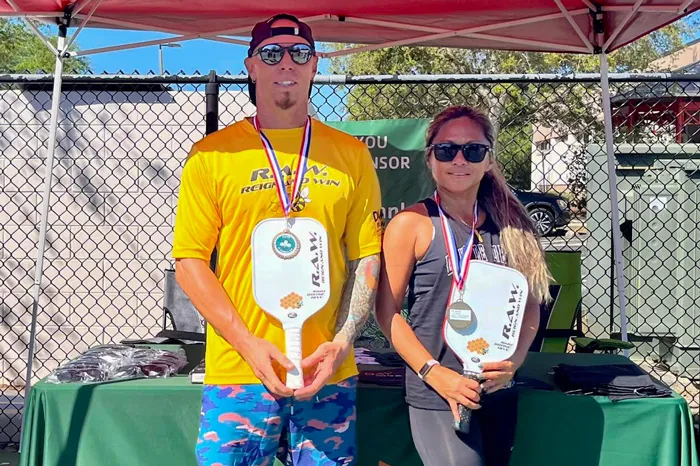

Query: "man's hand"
(237, 335), (295, 398)
(290, 255), (379, 400)
(175, 260), (295, 395)
(294, 341), (352, 400)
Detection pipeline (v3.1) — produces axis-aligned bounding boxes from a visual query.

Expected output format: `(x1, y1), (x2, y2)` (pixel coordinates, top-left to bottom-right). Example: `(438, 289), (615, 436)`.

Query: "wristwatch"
(418, 359), (440, 381)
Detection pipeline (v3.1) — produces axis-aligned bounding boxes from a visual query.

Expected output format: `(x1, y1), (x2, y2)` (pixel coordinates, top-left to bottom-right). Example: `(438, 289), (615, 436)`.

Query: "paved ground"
(0, 450), (18, 466)
(541, 224), (587, 251)
(542, 234), (585, 251)
(0, 388), (22, 453)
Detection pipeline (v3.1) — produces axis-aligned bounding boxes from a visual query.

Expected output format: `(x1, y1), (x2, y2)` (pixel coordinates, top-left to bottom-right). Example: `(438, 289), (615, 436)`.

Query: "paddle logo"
(280, 292), (303, 310)
(502, 283), (525, 340)
(467, 338), (490, 355)
(309, 231), (325, 288)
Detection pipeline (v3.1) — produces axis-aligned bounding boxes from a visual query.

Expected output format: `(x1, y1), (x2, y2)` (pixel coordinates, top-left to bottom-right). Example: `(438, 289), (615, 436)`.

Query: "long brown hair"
(426, 105), (552, 303)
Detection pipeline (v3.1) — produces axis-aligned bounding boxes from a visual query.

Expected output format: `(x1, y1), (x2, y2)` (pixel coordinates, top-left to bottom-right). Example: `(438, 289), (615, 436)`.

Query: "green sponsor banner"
(327, 118), (435, 220)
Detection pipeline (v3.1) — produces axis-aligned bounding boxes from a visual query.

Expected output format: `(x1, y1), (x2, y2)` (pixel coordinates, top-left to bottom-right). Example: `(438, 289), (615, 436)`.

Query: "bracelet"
(418, 359), (440, 381)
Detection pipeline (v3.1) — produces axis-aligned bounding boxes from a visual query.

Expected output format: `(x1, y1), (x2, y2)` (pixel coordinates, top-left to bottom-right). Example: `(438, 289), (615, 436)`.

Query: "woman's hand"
(479, 360), (517, 394)
(424, 365), (482, 421)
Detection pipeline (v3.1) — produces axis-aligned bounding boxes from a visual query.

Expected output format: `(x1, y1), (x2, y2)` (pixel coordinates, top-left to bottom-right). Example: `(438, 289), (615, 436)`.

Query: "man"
(172, 13), (382, 466)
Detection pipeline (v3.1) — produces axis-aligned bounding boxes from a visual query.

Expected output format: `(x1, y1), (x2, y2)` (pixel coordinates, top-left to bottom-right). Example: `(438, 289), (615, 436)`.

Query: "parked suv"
(510, 186), (572, 236)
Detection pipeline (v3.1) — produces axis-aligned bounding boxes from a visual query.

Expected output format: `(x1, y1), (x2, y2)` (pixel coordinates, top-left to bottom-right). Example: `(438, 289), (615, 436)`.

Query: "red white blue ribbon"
(434, 190), (478, 293)
(253, 115), (312, 217)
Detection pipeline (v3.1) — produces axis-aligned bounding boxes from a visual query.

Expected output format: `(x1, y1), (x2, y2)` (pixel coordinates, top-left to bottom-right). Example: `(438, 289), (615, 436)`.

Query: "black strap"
(422, 198), (445, 248)
(422, 197), (440, 217)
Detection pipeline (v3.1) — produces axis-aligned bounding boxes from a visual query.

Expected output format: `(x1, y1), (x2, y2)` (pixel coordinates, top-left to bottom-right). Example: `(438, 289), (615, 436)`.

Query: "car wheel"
(529, 207), (555, 236)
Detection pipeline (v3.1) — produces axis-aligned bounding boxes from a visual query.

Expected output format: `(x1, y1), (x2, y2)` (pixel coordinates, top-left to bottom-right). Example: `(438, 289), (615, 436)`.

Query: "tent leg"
(599, 52), (630, 357)
(18, 24), (67, 451)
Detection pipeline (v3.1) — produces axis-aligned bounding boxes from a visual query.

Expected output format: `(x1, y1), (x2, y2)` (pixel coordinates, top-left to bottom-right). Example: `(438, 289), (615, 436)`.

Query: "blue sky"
(76, 29), (332, 75)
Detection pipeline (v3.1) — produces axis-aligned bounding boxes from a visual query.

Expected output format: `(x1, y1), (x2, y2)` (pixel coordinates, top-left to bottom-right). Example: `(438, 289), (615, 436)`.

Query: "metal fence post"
(206, 70), (219, 273)
(205, 70), (219, 136)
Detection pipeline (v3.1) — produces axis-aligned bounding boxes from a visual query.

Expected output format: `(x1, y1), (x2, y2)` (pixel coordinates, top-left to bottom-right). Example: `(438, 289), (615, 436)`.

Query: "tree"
(327, 21), (693, 77)
(0, 19), (91, 74)
(325, 21), (696, 200)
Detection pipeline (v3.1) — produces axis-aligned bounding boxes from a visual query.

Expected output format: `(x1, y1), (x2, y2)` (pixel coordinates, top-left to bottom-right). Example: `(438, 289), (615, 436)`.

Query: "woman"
(376, 105), (551, 466)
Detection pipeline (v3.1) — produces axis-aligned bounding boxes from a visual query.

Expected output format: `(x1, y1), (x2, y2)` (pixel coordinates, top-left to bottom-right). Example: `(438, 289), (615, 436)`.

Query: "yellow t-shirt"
(172, 118), (383, 385)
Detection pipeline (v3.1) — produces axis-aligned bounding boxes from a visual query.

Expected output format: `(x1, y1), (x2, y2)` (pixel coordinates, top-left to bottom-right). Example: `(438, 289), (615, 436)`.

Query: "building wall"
(530, 125), (580, 192)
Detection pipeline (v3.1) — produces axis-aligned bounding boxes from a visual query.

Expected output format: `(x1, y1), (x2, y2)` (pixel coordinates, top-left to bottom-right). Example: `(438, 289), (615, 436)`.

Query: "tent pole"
(599, 52), (630, 357)
(19, 21), (68, 451)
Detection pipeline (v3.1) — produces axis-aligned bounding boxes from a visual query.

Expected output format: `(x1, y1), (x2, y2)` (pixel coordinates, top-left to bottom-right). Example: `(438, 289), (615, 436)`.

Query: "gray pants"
(409, 406), (485, 466)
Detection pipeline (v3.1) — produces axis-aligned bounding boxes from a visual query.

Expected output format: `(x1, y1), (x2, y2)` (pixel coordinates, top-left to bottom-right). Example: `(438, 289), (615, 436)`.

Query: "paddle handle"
(285, 326), (303, 389)
(455, 371), (480, 434)
(456, 404), (473, 433)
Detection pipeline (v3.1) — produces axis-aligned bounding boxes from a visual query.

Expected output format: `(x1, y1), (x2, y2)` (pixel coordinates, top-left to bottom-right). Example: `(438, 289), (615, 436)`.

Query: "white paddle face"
(251, 217), (331, 388)
(442, 261), (529, 374)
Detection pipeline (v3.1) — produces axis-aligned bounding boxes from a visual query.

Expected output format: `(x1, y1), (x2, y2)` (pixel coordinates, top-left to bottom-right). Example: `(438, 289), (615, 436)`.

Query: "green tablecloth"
(20, 352), (698, 466)
(510, 354), (698, 466)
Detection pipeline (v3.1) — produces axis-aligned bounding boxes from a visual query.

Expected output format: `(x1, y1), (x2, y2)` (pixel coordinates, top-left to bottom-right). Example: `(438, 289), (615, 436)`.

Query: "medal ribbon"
(434, 190), (479, 295)
(253, 115), (312, 217)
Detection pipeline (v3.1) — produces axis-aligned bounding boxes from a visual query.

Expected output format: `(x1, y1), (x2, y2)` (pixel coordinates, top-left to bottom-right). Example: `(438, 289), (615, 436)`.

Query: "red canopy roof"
(1, 0), (698, 55)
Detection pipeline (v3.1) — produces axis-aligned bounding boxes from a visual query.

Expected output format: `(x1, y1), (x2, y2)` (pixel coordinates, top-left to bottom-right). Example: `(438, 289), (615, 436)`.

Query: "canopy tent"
(3, 0), (699, 449)
(1, 0), (699, 56)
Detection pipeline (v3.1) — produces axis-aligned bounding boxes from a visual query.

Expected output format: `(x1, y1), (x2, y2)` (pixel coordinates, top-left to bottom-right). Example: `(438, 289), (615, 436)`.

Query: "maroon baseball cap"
(248, 13), (316, 57)
(247, 14), (316, 106)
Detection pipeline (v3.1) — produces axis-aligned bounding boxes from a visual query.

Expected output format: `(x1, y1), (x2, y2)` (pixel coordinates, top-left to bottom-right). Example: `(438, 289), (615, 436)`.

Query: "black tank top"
(405, 198), (508, 410)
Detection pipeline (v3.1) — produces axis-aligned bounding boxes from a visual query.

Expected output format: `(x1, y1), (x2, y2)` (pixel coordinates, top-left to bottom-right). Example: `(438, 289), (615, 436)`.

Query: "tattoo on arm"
(334, 254), (380, 345)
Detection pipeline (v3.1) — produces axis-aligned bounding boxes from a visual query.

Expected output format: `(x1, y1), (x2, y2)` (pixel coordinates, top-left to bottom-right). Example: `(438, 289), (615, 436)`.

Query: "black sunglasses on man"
(253, 43), (315, 66)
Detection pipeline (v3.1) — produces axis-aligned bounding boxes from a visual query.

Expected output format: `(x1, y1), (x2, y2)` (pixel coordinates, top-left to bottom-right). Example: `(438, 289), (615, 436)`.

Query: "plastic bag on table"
(46, 345), (128, 384)
(47, 346), (188, 383)
(130, 348), (161, 366)
(139, 363), (173, 378)
(47, 359), (111, 384)
(63, 356), (106, 367)
(131, 347), (188, 378)
(111, 364), (144, 381)
(83, 344), (135, 366)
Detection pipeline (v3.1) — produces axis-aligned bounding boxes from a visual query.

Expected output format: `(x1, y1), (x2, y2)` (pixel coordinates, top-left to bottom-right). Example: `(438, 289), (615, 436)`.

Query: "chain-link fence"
(1, 72), (699, 447)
